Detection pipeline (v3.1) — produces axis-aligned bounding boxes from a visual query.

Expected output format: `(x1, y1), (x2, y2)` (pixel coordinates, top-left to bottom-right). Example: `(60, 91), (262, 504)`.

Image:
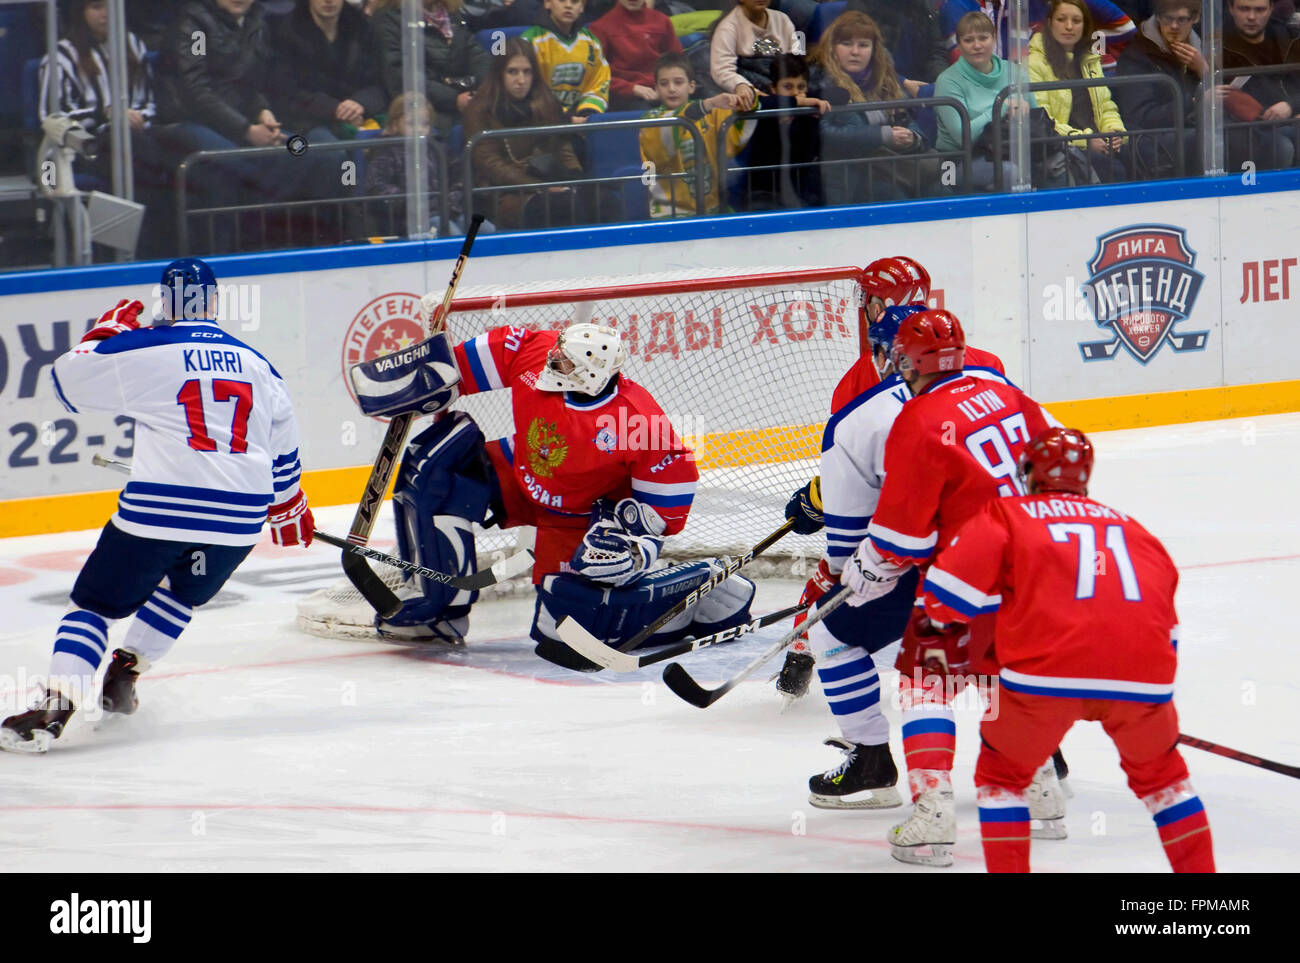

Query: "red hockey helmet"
(890, 309), (966, 377)
(858, 256), (931, 310)
(1017, 427), (1094, 495)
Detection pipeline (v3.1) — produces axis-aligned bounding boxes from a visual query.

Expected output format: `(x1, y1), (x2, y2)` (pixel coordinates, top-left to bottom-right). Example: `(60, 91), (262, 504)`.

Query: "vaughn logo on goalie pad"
(1078, 224), (1209, 364)
(341, 293), (427, 409)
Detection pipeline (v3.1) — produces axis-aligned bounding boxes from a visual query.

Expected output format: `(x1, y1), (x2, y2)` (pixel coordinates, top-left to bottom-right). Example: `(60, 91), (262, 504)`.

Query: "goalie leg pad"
(531, 561), (757, 652)
(383, 412), (492, 629)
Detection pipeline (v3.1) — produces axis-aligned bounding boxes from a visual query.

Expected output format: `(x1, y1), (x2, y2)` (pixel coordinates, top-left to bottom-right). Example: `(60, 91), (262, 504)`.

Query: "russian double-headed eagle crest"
(526, 417), (568, 478)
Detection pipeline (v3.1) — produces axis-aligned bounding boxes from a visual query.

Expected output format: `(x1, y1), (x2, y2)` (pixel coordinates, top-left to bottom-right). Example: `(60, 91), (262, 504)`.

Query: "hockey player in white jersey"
(0, 258), (313, 753)
(782, 305), (1018, 809)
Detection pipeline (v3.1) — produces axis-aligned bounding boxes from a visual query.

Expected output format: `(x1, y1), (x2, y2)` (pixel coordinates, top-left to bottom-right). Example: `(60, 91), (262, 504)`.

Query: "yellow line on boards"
(4, 380), (1298, 538)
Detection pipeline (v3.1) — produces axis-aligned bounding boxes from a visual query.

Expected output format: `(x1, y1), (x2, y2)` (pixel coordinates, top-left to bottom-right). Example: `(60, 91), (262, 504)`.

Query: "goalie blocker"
(350, 331), (461, 419)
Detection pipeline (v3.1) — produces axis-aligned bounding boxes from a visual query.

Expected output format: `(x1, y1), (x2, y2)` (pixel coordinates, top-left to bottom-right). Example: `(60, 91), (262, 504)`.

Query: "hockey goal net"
(298, 265), (863, 639)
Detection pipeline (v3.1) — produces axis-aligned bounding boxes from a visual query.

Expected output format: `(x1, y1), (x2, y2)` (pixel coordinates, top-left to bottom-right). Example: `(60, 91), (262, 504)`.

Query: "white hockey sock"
(49, 606), (115, 708)
(809, 619), (888, 745)
(122, 585), (193, 663)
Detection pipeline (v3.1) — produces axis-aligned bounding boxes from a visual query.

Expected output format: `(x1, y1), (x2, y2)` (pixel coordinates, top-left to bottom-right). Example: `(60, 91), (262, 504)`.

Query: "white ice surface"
(0, 414), (1297, 872)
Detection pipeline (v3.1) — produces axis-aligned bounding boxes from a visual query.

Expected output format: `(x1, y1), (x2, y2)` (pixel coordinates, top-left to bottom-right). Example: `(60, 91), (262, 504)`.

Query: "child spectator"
(590, 0), (683, 112)
(463, 38), (621, 227)
(362, 92), (465, 235)
(271, 0), (387, 143)
(1114, 0), (1205, 178)
(710, 0), (800, 110)
(934, 10), (1040, 191)
(639, 52), (750, 217)
(372, 0), (493, 134)
(734, 52), (826, 210)
(810, 11), (927, 203)
(1027, 0), (1129, 182)
(523, 0), (612, 121)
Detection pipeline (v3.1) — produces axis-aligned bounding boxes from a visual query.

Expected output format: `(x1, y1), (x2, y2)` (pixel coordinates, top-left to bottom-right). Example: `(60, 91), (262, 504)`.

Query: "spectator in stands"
(523, 0), (611, 120)
(1224, 0), (1300, 169)
(939, 1), (1135, 74)
(1027, 0), (1130, 182)
(40, 0), (172, 253)
(710, 0), (800, 110)
(463, 38), (621, 228)
(373, 0), (493, 134)
(155, 0), (336, 251)
(810, 11), (927, 203)
(271, 0), (387, 143)
(844, 0), (949, 87)
(462, 0), (542, 33)
(934, 10), (1040, 191)
(1114, 0), (1208, 178)
(362, 92), (465, 235)
(733, 52), (826, 210)
(590, 0), (683, 112)
(639, 51), (749, 217)
(126, 0), (176, 50)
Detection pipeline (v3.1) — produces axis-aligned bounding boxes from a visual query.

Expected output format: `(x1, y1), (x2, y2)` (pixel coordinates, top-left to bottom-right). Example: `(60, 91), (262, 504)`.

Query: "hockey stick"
(92, 455), (533, 590)
(555, 517), (798, 656)
(341, 214), (485, 618)
(1178, 734), (1300, 779)
(663, 584), (852, 709)
(312, 530), (534, 592)
(560, 602), (808, 672)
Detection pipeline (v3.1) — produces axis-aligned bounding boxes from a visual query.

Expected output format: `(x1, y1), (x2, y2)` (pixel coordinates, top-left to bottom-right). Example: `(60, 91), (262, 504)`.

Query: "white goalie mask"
(536, 323), (627, 396)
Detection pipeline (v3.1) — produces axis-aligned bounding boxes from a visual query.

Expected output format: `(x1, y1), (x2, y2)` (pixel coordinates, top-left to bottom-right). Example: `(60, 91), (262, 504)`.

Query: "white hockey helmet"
(536, 323), (627, 396)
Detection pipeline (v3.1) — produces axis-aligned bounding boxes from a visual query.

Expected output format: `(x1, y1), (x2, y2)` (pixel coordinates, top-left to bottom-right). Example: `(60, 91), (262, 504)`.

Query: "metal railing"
(989, 74), (1186, 191)
(1221, 63), (1300, 172)
(175, 135), (451, 254)
(716, 95), (974, 207)
(462, 114), (709, 226)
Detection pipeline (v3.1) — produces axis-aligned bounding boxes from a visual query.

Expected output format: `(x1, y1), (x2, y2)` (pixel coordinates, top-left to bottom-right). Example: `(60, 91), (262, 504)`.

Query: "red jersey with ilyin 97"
(866, 373), (1054, 566)
(920, 493), (1180, 702)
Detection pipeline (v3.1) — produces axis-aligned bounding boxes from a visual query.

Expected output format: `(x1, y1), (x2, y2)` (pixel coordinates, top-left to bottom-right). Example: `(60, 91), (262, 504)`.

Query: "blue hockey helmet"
(159, 257), (218, 321)
(869, 303), (928, 357)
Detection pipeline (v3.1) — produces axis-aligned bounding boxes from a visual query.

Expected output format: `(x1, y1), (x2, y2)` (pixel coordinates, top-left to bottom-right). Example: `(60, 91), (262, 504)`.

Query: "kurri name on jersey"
(183, 349), (244, 373)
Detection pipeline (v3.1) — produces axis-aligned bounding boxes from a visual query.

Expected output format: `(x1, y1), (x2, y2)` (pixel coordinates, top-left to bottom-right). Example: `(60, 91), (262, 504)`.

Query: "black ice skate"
(809, 737), (903, 809)
(775, 650), (815, 708)
(101, 648), (147, 715)
(0, 690), (76, 754)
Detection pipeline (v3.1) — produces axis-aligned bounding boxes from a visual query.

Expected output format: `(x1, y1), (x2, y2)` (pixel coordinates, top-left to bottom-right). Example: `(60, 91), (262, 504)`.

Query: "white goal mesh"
(298, 266), (863, 638)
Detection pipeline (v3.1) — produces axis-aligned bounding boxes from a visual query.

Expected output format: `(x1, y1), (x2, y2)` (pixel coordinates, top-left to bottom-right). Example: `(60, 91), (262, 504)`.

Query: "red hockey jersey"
(920, 493), (1180, 702)
(866, 373), (1052, 564)
(830, 346), (1007, 414)
(452, 325), (697, 532)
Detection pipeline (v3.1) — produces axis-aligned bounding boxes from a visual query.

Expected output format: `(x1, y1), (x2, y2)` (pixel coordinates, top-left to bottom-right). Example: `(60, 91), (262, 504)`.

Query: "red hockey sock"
(1143, 780), (1216, 873)
(978, 785), (1031, 873)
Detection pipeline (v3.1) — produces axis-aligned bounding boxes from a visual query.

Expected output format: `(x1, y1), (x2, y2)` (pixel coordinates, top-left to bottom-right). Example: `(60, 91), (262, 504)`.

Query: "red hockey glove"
(82, 299), (145, 343)
(793, 557), (838, 638)
(903, 608), (972, 686)
(267, 490), (314, 547)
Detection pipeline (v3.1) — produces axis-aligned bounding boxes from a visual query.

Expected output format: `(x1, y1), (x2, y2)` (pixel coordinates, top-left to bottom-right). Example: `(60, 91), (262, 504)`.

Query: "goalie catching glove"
(784, 476), (824, 534)
(350, 331), (461, 419)
(569, 498), (665, 587)
(82, 299), (144, 343)
(842, 538), (906, 606)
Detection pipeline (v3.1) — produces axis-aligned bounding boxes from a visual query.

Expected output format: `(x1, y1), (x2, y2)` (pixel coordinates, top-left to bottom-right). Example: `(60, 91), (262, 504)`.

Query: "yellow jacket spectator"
(1025, 2), (1125, 148)
(523, 0), (611, 119)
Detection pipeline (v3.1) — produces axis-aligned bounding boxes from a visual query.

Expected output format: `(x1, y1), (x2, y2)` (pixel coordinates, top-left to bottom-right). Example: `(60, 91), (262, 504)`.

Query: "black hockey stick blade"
(339, 545), (402, 618)
(1178, 734), (1300, 779)
(317, 529), (533, 595)
(662, 586), (851, 709)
